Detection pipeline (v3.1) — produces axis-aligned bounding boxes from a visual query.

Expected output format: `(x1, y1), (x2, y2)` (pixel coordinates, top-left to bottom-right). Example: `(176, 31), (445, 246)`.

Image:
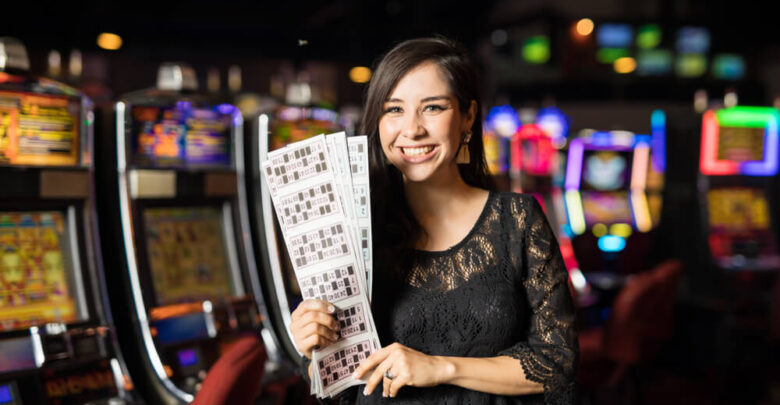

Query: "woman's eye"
(423, 104), (446, 112)
(383, 106), (402, 114)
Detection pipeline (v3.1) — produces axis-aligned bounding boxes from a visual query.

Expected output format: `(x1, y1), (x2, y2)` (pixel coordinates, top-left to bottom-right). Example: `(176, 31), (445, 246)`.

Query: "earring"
(455, 130), (472, 164)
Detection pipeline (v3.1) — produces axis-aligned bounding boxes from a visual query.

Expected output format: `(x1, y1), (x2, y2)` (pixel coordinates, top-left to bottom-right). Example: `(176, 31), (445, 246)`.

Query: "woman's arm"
(353, 343), (543, 398)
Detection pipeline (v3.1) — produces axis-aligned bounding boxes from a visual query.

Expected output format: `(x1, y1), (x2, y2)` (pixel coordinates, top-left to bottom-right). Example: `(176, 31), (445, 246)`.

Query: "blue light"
(486, 105), (521, 138)
(560, 224), (574, 238)
(536, 107), (569, 141)
(597, 24), (634, 48)
(216, 103), (236, 115)
(676, 27), (710, 53)
(0, 385), (11, 403)
(591, 131), (612, 146)
(651, 110), (666, 171)
(177, 348), (199, 367)
(598, 235), (626, 252)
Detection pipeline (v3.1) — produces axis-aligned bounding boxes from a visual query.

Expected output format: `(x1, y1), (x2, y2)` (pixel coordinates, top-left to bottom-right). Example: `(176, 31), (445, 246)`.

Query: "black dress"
(311, 191), (577, 404)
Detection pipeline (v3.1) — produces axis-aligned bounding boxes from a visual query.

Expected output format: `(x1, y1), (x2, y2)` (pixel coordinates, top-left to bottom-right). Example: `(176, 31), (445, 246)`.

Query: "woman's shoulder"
(493, 191), (542, 214)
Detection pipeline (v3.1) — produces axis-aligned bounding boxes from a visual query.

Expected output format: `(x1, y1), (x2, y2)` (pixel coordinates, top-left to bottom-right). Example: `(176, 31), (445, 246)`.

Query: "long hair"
(360, 37), (491, 280)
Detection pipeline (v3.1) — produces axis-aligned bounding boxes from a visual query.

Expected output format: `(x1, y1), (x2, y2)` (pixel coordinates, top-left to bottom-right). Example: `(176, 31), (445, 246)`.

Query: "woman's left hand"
(352, 342), (452, 398)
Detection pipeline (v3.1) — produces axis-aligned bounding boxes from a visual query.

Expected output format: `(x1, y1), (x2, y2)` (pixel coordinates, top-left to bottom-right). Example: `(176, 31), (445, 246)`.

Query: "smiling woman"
(289, 37), (578, 405)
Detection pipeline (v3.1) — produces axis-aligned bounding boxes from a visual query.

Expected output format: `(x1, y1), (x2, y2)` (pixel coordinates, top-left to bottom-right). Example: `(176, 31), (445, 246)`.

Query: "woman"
(290, 37), (577, 404)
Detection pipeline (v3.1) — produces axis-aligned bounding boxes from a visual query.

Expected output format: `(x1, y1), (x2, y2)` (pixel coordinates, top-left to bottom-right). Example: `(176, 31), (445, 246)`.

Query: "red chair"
(578, 260), (684, 402)
(192, 335), (267, 405)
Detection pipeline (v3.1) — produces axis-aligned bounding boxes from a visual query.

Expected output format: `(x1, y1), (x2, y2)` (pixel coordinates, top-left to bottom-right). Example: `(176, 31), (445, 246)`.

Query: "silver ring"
(384, 370), (395, 380)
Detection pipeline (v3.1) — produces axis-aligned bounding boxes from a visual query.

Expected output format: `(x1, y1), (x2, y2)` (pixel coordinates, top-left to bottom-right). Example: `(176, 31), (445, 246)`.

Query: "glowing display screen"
(131, 105), (232, 167)
(143, 207), (235, 306)
(582, 150), (632, 191)
(707, 188), (770, 232)
(270, 106), (341, 151)
(0, 212), (79, 331)
(0, 385), (11, 403)
(0, 91), (80, 166)
(581, 191), (634, 227)
(717, 126), (765, 162)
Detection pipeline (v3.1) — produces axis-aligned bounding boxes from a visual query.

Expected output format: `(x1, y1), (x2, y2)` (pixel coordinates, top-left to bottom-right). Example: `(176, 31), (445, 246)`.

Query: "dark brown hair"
(360, 37), (491, 279)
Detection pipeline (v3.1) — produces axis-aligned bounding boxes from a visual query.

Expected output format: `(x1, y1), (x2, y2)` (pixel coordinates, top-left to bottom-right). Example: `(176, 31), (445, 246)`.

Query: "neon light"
(610, 223), (633, 238)
(536, 107), (569, 145)
(517, 124), (555, 175)
(630, 191), (653, 232)
(700, 110), (738, 175)
(631, 142), (650, 190)
(591, 131), (612, 146)
(700, 107), (779, 176)
(598, 235), (627, 252)
(592, 223), (608, 237)
(651, 110), (666, 171)
(565, 190), (586, 235)
(569, 268), (588, 290)
(565, 139), (585, 189)
(486, 105), (521, 138)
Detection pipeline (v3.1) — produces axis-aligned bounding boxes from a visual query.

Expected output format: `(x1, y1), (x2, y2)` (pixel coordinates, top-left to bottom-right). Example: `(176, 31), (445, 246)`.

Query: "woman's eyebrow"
(384, 95), (451, 103)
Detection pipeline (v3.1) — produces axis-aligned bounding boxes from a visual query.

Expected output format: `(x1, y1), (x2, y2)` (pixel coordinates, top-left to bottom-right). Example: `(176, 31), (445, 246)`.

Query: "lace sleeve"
(498, 196), (578, 405)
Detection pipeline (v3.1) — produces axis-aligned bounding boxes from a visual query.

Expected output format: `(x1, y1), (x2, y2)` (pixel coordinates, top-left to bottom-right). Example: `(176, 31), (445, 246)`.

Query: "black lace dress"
(311, 191), (577, 404)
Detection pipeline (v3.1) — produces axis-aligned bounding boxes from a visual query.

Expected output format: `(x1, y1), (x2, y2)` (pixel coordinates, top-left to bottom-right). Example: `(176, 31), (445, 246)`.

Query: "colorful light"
(576, 19), (595, 36)
(592, 223), (608, 237)
(597, 24), (633, 48)
(699, 106), (780, 176)
(676, 53), (707, 78)
(598, 235), (627, 252)
(637, 49), (673, 76)
(522, 36), (551, 64)
(97, 33), (122, 51)
(536, 107), (569, 146)
(565, 190), (586, 235)
(651, 110), (666, 171)
(609, 223), (633, 238)
(514, 124), (555, 175)
(713, 54), (746, 80)
(630, 142), (650, 190)
(614, 57), (637, 74)
(631, 191), (653, 232)
(486, 105), (521, 138)
(636, 24), (662, 49)
(349, 66), (372, 83)
(565, 138), (585, 190)
(597, 48), (629, 64)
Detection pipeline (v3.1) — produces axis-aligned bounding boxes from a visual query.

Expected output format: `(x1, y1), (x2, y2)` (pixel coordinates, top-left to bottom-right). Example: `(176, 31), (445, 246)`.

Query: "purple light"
(565, 139), (585, 190)
(175, 100), (192, 111)
(177, 348), (199, 367)
(742, 119), (779, 176)
(217, 103), (236, 115)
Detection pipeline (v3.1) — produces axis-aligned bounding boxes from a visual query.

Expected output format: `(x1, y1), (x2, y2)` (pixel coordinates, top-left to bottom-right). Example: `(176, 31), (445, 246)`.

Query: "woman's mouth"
(399, 145), (437, 162)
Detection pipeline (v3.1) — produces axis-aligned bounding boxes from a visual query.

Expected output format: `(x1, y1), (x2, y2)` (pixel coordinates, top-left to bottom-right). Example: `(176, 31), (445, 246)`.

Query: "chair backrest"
(603, 259), (683, 365)
(192, 335), (268, 405)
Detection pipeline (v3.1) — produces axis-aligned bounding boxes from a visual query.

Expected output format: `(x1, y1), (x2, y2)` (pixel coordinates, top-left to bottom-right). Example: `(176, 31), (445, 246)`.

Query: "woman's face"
(378, 62), (475, 184)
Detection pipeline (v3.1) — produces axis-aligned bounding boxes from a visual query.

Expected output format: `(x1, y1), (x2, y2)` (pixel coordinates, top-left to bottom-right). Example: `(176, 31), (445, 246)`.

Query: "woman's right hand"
(290, 299), (340, 359)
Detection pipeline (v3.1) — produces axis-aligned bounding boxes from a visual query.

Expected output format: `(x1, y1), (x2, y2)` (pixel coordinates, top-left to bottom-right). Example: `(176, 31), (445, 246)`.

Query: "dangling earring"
(455, 130), (472, 164)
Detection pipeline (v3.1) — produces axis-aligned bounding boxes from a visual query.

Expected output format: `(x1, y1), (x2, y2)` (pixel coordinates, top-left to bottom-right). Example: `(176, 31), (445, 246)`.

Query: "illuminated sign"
(699, 106), (779, 176)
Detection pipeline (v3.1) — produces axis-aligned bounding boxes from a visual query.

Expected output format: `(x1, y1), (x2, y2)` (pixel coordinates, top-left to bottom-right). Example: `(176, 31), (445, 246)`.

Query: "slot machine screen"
(0, 91), (80, 166)
(717, 126), (765, 163)
(0, 212), (80, 331)
(270, 106), (340, 151)
(581, 191), (634, 227)
(707, 188), (770, 232)
(581, 150), (633, 191)
(130, 105), (232, 167)
(143, 207), (237, 306)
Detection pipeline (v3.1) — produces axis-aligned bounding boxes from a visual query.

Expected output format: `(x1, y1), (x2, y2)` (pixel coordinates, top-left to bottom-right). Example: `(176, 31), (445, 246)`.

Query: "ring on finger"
(383, 370), (395, 380)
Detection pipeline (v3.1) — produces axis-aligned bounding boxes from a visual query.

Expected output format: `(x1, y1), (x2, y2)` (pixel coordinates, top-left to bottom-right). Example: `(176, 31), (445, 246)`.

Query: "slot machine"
(245, 99), (342, 364)
(563, 114), (666, 308)
(0, 37), (136, 405)
(698, 106), (780, 271)
(96, 63), (282, 403)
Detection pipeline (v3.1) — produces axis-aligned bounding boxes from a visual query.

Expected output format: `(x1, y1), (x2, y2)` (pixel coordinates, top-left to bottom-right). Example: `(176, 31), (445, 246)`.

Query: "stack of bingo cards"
(262, 132), (377, 398)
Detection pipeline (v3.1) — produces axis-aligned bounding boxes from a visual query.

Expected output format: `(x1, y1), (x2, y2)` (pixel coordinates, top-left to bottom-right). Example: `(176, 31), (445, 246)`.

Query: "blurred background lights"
(486, 105), (521, 138)
(614, 57), (637, 73)
(636, 24), (662, 49)
(576, 18), (595, 36)
(97, 33), (123, 50)
(349, 66), (371, 83)
(522, 36), (550, 64)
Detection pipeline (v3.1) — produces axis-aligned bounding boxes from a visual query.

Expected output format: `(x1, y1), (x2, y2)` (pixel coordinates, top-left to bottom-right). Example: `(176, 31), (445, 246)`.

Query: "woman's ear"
(462, 100), (477, 132)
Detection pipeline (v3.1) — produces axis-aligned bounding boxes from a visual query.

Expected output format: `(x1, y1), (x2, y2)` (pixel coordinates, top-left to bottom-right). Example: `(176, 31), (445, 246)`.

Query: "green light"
(596, 48), (629, 64)
(676, 53), (707, 77)
(523, 36), (550, 64)
(636, 24), (662, 49)
(716, 106), (780, 128)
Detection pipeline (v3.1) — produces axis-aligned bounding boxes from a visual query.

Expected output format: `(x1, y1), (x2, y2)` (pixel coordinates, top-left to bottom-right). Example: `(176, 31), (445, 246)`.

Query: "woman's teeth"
(402, 146), (434, 156)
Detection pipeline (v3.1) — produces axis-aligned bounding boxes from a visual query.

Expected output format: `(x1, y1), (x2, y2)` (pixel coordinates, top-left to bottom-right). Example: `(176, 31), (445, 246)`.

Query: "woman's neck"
(403, 167), (486, 249)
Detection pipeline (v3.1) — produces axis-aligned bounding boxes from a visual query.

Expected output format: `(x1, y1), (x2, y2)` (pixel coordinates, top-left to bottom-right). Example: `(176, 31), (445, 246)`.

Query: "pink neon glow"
(699, 110), (739, 175)
(518, 125), (555, 175)
(631, 144), (650, 190)
(565, 139), (585, 189)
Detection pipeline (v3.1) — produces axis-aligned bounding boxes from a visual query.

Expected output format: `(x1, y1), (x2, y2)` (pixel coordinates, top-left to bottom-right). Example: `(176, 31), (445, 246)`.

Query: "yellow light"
(614, 57), (637, 74)
(631, 192), (653, 232)
(349, 66), (371, 84)
(576, 18), (595, 36)
(97, 33), (123, 51)
(565, 190), (586, 235)
(610, 223), (633, 238)
(592, 223), (608, 238)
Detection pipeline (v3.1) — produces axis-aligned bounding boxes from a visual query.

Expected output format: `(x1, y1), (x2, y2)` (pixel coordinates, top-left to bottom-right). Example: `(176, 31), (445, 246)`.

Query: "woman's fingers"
(292, 299), (335, 320)
(352, 346), (391, 380)
(363, 356), (393, 396)
(290, 300), (340, 357)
